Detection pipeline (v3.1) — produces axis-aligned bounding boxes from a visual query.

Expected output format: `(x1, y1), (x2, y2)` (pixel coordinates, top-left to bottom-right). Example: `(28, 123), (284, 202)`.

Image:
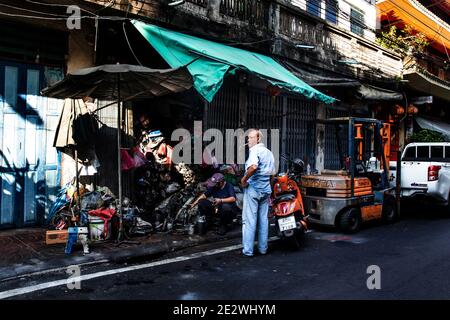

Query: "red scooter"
(270, 157), (308, 248)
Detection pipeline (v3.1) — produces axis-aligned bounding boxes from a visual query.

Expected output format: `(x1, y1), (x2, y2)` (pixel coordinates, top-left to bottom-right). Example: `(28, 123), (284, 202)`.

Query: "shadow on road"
(400, 199), (449, 220)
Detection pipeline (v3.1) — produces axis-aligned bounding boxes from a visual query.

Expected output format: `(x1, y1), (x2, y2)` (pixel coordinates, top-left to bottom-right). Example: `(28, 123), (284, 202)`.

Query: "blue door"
(0, 61), (64, 228)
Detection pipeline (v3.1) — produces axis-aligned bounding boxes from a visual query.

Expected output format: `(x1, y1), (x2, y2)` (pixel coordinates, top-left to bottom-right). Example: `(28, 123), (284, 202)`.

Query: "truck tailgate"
(401, 161), (428, 190)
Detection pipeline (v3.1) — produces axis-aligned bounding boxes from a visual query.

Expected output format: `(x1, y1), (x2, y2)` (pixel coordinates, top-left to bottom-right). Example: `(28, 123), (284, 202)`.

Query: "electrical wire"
(226, 37), (276, 46)
(75, 0), (450, 71)
(0, 11), (130, 20)
(289, 0), (375, 31)
(95, 0), (116, 13)
(439, 32), (450, 60)
(286, 0), (448, 45)
(0, 7), (433, 69)
(123, 21), (143, 65)
(12, 0), (449, 43)
(0, 3), (68, 17)
(0, 11), (77, 20)
(25, 0), (99, 16)
(0, 1), (447, 68)
(125, 0), (132, 18)
(282, 0), (449, 65)
(377, 0), (450, 63)
(380, 0), (450, 43)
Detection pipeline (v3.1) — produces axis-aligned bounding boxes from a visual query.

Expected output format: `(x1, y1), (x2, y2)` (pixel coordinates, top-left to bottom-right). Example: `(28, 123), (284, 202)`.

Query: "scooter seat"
(273, 193), (295, 203)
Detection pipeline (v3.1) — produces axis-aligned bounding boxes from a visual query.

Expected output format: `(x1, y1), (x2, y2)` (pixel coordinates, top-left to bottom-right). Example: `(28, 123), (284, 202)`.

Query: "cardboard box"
(46, 230), (69, 245)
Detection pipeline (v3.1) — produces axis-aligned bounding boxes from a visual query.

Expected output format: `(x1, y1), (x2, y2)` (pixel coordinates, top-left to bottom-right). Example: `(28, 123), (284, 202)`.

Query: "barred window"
(350, 8), (364, 36)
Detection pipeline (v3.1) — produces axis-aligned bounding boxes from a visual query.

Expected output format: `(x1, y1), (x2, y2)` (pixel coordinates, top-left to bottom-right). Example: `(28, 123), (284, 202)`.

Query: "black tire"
(295, 225), (305, 242)
(280, 230), (300, 250)
(382, 196), (398, 224)
(49, 213), (66, 230)
(447, 193), (450, 215)
(339, 208), (361, 234)
(289, 235), (300, 250)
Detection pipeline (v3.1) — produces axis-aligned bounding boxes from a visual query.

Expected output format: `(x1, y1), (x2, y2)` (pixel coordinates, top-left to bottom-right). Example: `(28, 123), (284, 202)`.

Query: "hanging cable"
(25, 0), (99, 17)
(0, 3), (69, 17)
(123, 21), (144, 66)
(439, 33), (450, 61)
(381, 0), (450, 43)
(1, 1), (447, 72)
(95, 0), (116, 14)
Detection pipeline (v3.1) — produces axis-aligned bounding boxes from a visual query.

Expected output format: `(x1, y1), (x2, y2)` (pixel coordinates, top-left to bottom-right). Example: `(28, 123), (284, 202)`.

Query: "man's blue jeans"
(242, 186), (271, 256)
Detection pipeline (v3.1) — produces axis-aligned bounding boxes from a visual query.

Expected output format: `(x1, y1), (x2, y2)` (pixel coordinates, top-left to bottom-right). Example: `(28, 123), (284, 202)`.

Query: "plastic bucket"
(88, 216), (105, 241)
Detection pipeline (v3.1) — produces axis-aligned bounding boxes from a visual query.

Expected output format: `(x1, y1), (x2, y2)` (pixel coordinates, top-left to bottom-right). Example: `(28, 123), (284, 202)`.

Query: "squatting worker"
(190, 173), (240, 235)
(240, 129), (275, 257)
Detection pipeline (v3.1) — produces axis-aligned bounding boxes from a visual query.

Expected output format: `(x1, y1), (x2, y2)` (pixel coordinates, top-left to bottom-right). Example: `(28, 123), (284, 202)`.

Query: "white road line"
(0, 259), (109, 283)
(0, 238), (278, 300)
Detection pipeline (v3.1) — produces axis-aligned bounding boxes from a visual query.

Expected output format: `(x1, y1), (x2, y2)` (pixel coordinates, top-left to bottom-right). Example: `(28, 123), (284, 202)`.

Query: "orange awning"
(377, 0), (450, 54)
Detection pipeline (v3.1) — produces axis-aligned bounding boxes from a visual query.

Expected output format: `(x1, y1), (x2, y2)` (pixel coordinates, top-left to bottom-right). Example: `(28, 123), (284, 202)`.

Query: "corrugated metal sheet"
(205, 82), (318, 172)
(204, 82), (240, 163)
(285, 95), (316, 169)
(205, 83), (240, 131)
(247, 87), (283, 151)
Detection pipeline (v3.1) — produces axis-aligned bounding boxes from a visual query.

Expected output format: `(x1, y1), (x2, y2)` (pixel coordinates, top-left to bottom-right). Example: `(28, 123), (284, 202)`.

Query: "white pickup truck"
(390, 142), (450, 211)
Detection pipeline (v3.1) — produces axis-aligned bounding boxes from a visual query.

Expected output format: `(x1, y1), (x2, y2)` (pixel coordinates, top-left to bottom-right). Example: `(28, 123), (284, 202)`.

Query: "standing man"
(240, 129), (275, 256)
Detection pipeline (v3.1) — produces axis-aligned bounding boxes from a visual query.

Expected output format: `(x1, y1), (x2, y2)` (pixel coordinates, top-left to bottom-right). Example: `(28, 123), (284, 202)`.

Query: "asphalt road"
(2, 203), (450, 300)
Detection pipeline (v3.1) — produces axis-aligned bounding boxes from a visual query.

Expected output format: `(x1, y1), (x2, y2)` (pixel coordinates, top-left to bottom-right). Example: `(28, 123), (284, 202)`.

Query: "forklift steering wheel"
(355, 161), (368, 174)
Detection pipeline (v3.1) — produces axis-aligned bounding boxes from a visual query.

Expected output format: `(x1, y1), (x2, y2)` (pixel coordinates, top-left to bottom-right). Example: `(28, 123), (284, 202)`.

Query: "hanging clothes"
(121, 148), (135, 171)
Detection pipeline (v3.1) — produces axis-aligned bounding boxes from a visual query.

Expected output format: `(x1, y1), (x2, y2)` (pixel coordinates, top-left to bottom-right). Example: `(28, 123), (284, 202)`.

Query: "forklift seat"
(321, 169), (348, 176)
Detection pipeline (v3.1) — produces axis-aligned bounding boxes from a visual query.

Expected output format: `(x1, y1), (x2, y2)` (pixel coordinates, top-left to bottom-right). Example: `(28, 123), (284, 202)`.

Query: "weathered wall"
(66, 29), (96, 73)
(80, 0), (402, 82)
(289, 0), (377, 41)
(340, 0), (377, 41)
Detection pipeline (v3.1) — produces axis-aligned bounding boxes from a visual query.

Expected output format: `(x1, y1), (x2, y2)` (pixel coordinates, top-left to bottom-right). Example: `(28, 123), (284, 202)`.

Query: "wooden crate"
(46, 230), (69, 245)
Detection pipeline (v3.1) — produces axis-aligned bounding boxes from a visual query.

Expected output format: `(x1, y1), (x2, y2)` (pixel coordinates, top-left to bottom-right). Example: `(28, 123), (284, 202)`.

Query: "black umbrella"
(42, 64), (193, 99)
(42, 64), (193, 239)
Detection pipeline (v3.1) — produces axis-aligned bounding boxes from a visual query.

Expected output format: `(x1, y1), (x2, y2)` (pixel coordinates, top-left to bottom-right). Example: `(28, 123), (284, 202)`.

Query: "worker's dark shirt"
(205, 182), (236, 200)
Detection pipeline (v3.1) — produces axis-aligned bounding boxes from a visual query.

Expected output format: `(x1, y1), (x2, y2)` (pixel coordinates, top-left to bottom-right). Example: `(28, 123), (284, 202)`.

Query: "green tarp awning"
(132, 20), (336, 104)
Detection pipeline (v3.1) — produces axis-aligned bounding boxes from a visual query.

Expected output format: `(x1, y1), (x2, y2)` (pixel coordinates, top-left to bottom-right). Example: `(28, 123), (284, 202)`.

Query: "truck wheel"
(383, 196), (398, 224)
(447, 193), (450, 215)
(339, 208), (361, 234)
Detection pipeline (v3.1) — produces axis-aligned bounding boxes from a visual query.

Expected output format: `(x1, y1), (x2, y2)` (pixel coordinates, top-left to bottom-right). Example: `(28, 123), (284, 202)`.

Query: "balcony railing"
(186, 0), (208, 7)
(411, 0), (450, 31)
(84, 0), (403, 79)
(405, 57), (450, 84)
(219, 0), (270, 28)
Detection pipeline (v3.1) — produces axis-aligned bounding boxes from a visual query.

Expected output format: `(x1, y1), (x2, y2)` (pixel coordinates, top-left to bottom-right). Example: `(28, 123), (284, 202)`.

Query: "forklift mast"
(344, 118), (390, 196)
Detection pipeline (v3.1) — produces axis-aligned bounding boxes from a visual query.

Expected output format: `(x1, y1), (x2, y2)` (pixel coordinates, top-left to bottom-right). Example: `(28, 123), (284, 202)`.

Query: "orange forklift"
(301, 117), (399, 233)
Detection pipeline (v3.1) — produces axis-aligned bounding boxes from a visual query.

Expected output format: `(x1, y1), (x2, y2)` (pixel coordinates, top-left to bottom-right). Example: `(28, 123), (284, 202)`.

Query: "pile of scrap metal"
(132, 128), (243, 235)
(131, 128), (206, 233)
(47, 183), (153, 239)
(46, 184), (116, 241)
(143, 164), (243, 235)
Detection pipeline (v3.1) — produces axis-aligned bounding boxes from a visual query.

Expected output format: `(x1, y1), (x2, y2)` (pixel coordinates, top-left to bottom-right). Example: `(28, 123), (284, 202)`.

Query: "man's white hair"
(248, 128), (263, 143)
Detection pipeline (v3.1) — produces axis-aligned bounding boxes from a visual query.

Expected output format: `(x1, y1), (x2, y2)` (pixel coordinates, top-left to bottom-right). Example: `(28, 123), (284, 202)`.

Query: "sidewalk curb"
(0, 230), (242, 283)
